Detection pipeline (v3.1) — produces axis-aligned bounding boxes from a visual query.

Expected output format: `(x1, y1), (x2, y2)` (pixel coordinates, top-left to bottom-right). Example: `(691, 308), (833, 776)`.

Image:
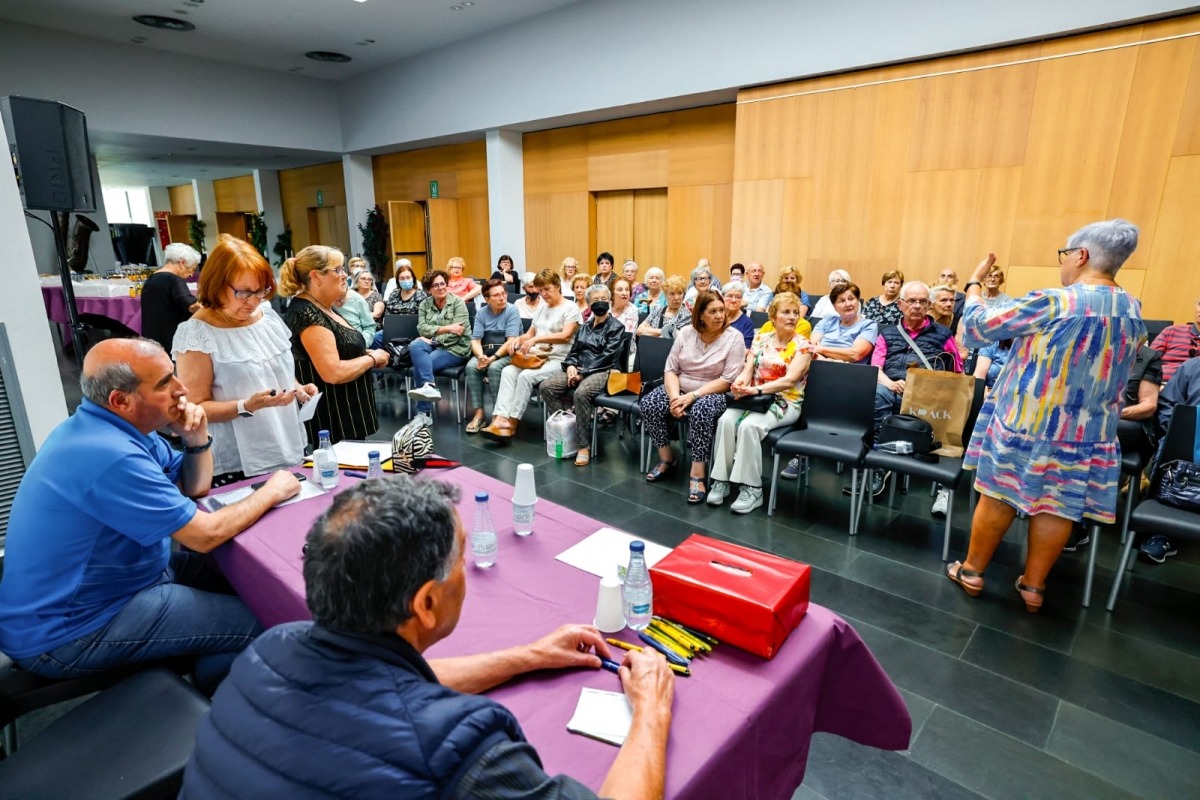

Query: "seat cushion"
(773, 428), (868, 465)
(1130, 500), (1200, 542)
(595, 394), (641, 414)
(864, 451), (966, 487)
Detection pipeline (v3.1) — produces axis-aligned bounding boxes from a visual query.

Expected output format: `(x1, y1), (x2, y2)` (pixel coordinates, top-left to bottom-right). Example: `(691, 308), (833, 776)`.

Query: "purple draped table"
(214, 467), (912, 799)
(41, 285), (143, 336)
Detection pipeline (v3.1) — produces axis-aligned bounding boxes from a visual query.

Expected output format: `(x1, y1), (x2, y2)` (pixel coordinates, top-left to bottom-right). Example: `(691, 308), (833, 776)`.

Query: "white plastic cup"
(594, 575), (626, 633)
(513, 463), (537, 505)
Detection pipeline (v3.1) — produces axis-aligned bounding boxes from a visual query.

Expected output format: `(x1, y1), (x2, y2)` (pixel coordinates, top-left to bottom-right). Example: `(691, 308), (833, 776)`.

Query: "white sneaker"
(410, 382), (442, 400)
(731, 485), (764, 515)
(931, 487), (950, 517)
(707, 480), (731, 506)
(415, 412), (434, 428)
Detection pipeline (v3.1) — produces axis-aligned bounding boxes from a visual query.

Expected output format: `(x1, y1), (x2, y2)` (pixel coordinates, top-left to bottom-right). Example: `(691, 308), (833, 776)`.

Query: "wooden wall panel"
(168, 184), (195, 216)
(1172, 38), (1200, 156)
(213, 175), (257, 213)
(633, 189), (668, 273)
(594, 192), (634, 263)
(215, 211), (247, 240)
(1144, 155), (1200, 323)
(778, 178), (814, 283)
(279, 161), (345, 252)
(667, 105), (737, 186)
(389, 201), (427, 255)
(426, 199), (460, 275)
(588, 151), (668, 191)
(524, 128), (588, 194)
(457, 197), (491, 277)
(167, 214), (192, 244)
(666, 185), (715, 274)
(524, 192), (590, 271)
(729, 180), (784, 273)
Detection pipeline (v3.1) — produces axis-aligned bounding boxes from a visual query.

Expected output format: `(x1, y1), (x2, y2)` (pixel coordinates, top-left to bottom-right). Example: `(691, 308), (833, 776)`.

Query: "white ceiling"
(0, 0), (583, 80)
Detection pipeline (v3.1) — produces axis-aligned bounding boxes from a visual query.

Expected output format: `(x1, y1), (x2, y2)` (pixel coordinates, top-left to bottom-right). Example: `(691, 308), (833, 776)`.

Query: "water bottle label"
(630, 602), (650, 615)
(512, 505), (534, 526)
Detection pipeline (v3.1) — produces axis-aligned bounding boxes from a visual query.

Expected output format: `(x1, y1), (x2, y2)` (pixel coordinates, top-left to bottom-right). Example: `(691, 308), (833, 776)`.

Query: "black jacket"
(563, 314), (626, 376)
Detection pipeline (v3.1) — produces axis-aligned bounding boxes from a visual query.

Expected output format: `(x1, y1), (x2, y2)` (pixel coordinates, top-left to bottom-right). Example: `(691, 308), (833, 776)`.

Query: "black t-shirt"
(141, 271), (195, 352)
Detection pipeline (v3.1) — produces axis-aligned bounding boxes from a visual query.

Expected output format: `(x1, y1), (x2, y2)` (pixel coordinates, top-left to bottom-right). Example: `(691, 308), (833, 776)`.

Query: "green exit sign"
(316, 190), (324, 207)
(429, 180), (439, 199)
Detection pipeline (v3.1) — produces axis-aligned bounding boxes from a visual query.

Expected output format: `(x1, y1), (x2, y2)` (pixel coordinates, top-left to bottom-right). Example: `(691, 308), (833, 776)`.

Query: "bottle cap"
(368, 450), (380, 459)
(475, 491), (489, 502)
(318, 429), (330, 438)
(630, 540), (645, 552)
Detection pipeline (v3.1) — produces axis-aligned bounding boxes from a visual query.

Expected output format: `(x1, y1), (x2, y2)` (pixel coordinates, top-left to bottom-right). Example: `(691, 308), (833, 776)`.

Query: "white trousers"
(493, 360), (562, 420)
(709, 403), (802, 488)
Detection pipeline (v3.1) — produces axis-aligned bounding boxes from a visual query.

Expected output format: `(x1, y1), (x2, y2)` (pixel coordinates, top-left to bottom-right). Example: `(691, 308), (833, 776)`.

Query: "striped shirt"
(1150, 322), (1199, 384)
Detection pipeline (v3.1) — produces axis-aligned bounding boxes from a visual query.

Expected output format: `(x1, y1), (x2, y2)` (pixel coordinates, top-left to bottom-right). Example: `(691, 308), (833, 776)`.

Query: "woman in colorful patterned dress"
(706, 292), (814, 514)
(946, 220), (1145, 612)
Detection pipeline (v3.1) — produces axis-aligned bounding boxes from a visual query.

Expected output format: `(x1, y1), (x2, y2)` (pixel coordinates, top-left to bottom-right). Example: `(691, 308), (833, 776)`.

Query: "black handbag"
(878, 414), (939, 455)
(726, 392), (775, 413)
(480, 330), (508, 359)
(1153, 460), (1200, 512)
(383, 338), (413, 370)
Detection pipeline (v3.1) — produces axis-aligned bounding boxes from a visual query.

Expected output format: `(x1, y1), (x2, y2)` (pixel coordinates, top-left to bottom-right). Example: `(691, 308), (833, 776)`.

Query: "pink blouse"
(666, 326), (746, 393)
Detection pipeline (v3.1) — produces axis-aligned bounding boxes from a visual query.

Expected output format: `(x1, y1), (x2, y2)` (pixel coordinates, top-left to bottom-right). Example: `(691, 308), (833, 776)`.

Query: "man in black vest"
(866, 281), (963, 496)
(182, 477), (676, 799)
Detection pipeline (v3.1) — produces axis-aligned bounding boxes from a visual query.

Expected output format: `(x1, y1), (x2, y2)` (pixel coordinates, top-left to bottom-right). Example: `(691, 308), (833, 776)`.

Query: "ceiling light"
(132, 15), (196, 32)
(463, 1), (474, 5)
(451, 5), (463, 9)
(305, 51), (351, 63)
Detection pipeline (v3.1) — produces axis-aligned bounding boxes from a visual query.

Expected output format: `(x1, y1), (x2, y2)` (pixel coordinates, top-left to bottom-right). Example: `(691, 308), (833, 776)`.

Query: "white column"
(0, 115), (69, 446)
(147, 186), (170, 266)
(253, 169), (285, 266)
(342, 154), (375, 260)
(485, 129), (525, 270)
(191, 179), (219, 255)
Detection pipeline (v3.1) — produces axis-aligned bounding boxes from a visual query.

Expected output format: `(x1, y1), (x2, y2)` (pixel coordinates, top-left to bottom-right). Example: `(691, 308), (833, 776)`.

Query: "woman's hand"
(246, 389), (297, 412)
(566, 365), (581, 387)
(368, 349), (390, 368)
(730, 381), (755, 399)
(444, 322), (465, 336)
(970, 253), (997, 284)
(519, 337), (539, 356)
(668, 392), (694, 417)
(295, 384), (319, 403)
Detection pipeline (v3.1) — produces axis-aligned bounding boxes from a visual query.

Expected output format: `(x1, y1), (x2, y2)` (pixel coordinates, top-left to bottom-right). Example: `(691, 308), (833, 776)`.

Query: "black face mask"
(590, 301), (610, 317)
(526, 291), (540, 300)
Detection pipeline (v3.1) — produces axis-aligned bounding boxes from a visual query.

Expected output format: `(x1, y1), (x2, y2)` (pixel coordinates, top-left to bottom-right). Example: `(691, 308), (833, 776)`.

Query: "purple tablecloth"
(214, 467), (911, 799)
(41, 285), (142, 334)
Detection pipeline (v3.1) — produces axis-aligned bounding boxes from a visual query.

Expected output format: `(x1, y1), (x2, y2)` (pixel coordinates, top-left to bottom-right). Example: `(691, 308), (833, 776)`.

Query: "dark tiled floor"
(21, 366), (1200, 798)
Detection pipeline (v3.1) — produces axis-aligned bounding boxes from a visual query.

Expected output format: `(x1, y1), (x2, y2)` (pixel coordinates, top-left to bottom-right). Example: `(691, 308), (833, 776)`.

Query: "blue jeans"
(410, 339), (467, 412)
(14, 551), (262, 695)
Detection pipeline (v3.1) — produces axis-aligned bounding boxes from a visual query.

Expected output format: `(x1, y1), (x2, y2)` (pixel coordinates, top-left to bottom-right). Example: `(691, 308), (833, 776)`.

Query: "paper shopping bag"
(900, 368), (975, 457)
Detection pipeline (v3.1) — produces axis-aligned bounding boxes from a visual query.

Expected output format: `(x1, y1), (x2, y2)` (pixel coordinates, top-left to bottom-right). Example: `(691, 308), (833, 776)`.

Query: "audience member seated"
(638, 275), (691, 339)
(382, 261), (426, 319)
(743, 262), (774, 313)
(539, 284), (627, 467)
(281, 246), (387, 444)
(980, 263), (1011, 306)
(142, 241), (200, 352)
(694, 258), (722, 292)
(722, 282), (755, 347)
(383, 257), (411, 298)
(445, 256), (482, 303)
(936, 267), (967, 325)
(593, 251), (616, 293)
(335, 268), (377, 347)
(571, 273), (592, 322)
(862, 270), (905, 327)
(947, 222), (1144, 613)
(465, 279), (522, 435)
(772, 266), (811, 318)
(516, 271), (545, 321)
(1149, 295), (1200, 384)
(622, 259), (646, 299)
(708, 293), (815, 514)
(407, 270), (471, 426)
(492, 253), (520, 289)
(809, 269), (853, 318)
(174, 236), (317, 486)
(972, 339), (1012, 390)
(683, 264), (716, 310)
(930, 283), (966, 352)
(642, 291), (746, 504)
(729, 262), (746, 284)
(349, 259), (385, 329)
(634, 267), (667, 314)
(561, 255), (580, 284)
(611, 277), (639, 332)
(868, 281), (963, 496)
(180, 476), (674, 799)
(482, 269), (582, 442)
(1139, 352), (1196, 565)
(0, 339), (301, 695)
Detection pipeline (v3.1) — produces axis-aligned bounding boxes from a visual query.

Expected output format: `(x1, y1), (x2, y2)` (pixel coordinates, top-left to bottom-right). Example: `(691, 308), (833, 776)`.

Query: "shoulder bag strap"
(896, 324), (934, 371)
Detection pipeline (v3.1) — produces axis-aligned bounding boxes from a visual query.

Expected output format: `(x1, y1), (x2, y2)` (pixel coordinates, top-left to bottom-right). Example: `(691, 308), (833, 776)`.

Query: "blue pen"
(344, 470), (368, 479)
(599, 658), (622, 674)
(637, 632), (690, 667)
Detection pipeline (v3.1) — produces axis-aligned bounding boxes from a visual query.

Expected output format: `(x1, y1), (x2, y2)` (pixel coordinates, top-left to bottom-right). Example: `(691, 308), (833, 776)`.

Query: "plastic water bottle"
(471, 492), (498, 568)
(313, 429), (341, 490)
(622, 541), (653, 630)
(366, 450), (384, 479)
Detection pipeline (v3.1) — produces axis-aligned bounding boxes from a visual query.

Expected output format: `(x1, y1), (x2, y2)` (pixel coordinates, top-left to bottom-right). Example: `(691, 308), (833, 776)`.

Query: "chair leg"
(848, 468), (860, 535)
(405, 375), (412, 418)
(768, 453), (780, 516)
(591, 412), (599, 460)
(1082, 523), (1102, 608)
(1105, 529), (1139, 612)
(887, 472), (896, 506)
(1120, 480), (1137, 545)
(3, 720), (17, 755)
(942, 493), (954, 561)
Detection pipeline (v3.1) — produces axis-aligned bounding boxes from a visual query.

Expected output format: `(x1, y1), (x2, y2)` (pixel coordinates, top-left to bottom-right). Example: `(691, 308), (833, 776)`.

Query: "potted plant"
(188, 218), (208, 258)
(357, 204), (390, 282)
(247, 212), (268, 259)
(273, 224), (293, 267)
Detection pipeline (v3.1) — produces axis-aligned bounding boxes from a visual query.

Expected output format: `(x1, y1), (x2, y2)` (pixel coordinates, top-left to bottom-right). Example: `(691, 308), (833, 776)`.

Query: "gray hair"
(827, 269), (852, 285)
(691, 265), (713, 282)
(900, 280), (931, 300)
(585, 284), (612, 303)
(304, 476), (462, 633)
(645, 266), (664, 281)
(721, 281), (746, 297)
(79, 338), (163, 406)
(163, 242), (200, 268)
(929, 283), (956, 297)
(394, 257), (412, 271)
(623, 260), (638, 272)
(1066, 219), (1139, 275)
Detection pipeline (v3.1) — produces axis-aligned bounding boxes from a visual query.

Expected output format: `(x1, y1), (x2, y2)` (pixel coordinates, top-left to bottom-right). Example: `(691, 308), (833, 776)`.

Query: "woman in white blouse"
(174, 235), (317, 484)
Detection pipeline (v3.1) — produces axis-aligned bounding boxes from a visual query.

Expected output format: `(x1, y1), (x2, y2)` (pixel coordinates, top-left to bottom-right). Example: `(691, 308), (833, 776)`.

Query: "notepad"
(555, 527), (672, 580)
(566, 687), (633, 747)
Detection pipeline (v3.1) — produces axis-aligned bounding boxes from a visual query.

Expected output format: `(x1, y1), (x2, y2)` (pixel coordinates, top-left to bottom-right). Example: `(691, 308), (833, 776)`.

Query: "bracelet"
(964, 281), (982, 291)
(183, 435), (213, 455)
(691, 391), (699, 401)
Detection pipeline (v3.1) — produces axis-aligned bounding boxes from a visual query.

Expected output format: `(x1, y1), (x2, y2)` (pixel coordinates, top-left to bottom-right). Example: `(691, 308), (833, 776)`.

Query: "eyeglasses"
(1056, 247), (1083, 265)
(231, 287), (270, 300)
(903, 298), (931, 306)
(429, 281), (448, 289)
(318, 267), (347, 276)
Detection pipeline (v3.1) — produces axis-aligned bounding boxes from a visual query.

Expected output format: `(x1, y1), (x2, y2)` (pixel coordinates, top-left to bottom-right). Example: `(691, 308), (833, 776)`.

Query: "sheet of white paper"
(554, 527), (672, 580)
(330, 440), (392, 468)
(276, 478), (327, 507)
(196, 477), (327, 512)
(297, 391), (322, 423)
(566, 687), (633, 746)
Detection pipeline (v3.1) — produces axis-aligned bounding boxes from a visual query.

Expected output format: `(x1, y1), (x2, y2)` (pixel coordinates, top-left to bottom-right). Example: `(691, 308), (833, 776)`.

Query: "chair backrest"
(1159, 405), (1198, 464)
(635, 335), (674, 390)
(521, 317), (533, 333)
(466, 303), (477, 328)
(749, 310), (769, 329)
(382, 314), (419, 342)
(963, 378), (987, 439)
(1143, 318), (1173, 344)
(799, 360), (878, 434)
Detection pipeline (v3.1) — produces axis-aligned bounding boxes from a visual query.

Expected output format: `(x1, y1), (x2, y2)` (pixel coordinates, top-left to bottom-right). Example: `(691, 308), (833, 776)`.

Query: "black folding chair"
(857, 379), (986, 560)
(749, 310), (769, 329)
(1142, 318), (1173, 344)
(768, 361), (878, 534)
(594, 334), (673, 471)
(1107, 405), (1200, 612)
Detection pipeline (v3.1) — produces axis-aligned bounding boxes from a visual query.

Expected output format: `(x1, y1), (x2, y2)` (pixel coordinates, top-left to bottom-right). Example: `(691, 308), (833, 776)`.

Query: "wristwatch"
(236, 398), (254, 418)
(183, 435), (214, 455)
(757, 387), (763, 395)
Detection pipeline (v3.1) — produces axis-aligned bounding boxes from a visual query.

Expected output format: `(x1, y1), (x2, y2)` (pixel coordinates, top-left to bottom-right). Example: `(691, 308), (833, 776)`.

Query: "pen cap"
(512, 463), (538, 505)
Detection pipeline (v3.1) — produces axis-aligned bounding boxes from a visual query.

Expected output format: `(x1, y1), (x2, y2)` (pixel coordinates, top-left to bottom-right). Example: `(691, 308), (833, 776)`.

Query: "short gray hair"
(929, 283), (956, 297)
(585, 284), (611, 303)
(623, 260), (638, 272)
(828, 269), (852, 284)
(691, 265), (713, 282)
(394, 257), (412, 271)
(163, 242), (200, 268)
(79, 338), (163, 406)
(1066, 219), (1139, 275)
(721, 281), (746, 297)
(900, 280), (931, 300)
(645, 267), (664, 281)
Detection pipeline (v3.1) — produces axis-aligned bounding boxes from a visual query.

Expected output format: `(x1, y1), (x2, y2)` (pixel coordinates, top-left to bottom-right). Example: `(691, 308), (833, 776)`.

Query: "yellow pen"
(642, 626), (692, 660)
(604, 639), (692, 676)
(659, 617), (719, 647)
(652, 617), (713, 652)
(648, 621), (699, 654)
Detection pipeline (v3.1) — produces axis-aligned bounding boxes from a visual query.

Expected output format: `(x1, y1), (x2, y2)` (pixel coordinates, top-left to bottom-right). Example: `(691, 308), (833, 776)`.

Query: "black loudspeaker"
(1, 96), (96, 212)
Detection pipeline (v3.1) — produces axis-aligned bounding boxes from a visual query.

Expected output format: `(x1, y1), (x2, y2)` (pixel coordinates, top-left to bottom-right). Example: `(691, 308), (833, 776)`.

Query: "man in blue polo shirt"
(0, 338), (301, 694)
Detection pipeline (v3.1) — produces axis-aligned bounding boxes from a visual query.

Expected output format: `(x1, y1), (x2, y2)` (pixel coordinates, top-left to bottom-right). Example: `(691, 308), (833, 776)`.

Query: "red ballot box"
(650, 534), (811, 659)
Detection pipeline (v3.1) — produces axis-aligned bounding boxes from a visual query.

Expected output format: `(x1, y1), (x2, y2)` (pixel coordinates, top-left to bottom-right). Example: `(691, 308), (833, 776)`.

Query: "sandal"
(946, 561), (984, 597)
(574, 451), (591, 467)
(465, 417), (484, 434)
(687, 478), (707, 505)
(1015, 577), (1045, 614)
(646, 459), (678, 483)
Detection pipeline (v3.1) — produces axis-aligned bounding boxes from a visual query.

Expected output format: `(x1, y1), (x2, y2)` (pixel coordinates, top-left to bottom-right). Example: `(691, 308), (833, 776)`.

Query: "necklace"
(212, 307), (255, 328)
(300, 291), (333, 313)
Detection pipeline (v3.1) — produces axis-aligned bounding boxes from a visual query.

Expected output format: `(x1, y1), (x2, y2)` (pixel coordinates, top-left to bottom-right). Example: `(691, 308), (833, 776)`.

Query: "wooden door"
(427, 198), (460, 274)
(593, 189), (667, 280)
(307, 206), (351, 254)
(388, 200), (429, 279)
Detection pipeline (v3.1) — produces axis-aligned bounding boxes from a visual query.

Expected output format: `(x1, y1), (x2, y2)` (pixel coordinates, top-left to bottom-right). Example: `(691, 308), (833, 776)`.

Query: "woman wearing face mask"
(610, 278), (639, 333)
(863, 270), (905, 327)
(383, 264), (425, 316)
(538, 284), (627, 466)
(492, 254), (520, 288)
(516, 272), (545, 320)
